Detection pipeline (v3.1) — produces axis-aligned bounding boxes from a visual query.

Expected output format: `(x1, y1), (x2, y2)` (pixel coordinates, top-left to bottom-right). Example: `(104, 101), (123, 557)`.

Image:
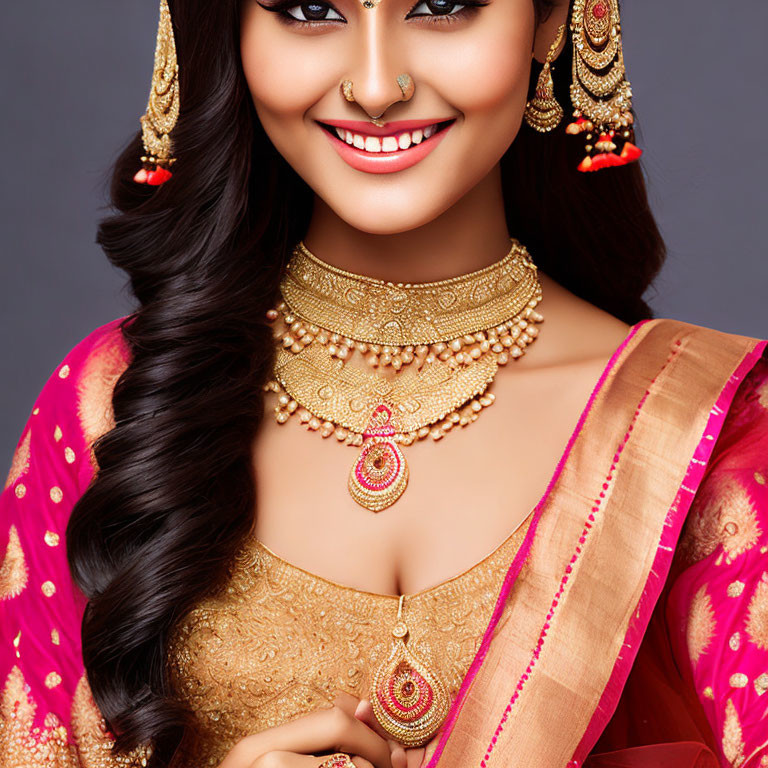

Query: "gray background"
(1, 1), (766, 467)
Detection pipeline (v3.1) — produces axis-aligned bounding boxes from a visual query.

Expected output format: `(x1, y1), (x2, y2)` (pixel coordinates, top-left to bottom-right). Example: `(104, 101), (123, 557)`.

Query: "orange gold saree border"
(427, 319), (765, 767)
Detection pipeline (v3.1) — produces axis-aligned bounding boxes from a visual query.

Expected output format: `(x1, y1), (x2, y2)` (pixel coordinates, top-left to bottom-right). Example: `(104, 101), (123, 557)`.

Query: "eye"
(407, 0), (470, 18)
(284, 0), (344, 22)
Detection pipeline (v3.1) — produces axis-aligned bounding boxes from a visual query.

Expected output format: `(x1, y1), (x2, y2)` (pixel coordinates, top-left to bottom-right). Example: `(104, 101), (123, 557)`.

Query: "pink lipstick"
(317, 118), (456, 175)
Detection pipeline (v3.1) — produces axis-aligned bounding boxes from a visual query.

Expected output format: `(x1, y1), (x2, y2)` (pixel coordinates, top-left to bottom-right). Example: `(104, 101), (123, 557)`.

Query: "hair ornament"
(133, 0), (179, 186)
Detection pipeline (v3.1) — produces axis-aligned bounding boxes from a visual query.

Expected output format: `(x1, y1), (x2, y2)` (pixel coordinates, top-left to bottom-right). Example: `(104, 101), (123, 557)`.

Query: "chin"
(323, 189), (459, 236)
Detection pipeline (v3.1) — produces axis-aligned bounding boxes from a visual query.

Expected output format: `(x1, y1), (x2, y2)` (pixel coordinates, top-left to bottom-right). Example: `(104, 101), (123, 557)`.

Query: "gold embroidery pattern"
(681, 477), (762, 565)
(0, 666), (79, 767)
(167, 520), (531, 767)
(4, 428), (31, 490)
(722, 698), (746, 767)
(0, 525), (29, 600)
(76, 330), (130, 468)
(746, 572), (768, 650)
(0, 667), (151, 768)
(757, 380), (768, 411)
(687, 584), (716, 666)
(70, 675), (152, 768)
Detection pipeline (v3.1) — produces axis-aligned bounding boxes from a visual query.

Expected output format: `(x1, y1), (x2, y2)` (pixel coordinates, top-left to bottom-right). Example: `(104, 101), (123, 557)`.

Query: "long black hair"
(66, 0), (664, 764)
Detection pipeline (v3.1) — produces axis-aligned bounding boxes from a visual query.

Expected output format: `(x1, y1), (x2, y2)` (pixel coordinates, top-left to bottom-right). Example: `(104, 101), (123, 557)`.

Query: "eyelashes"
(255, 0), (491, 28)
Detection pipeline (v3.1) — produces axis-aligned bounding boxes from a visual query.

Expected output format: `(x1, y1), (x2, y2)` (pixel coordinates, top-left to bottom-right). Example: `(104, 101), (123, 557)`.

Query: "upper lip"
(316, 118), (455, 137)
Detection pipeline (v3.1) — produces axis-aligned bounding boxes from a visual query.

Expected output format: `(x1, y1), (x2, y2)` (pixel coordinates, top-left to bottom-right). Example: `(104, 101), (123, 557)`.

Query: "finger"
(353, 699), (407, 768)
(421, 736), (439, 766)
(259, 706), (393, 768)
(248, 751), (327, 767)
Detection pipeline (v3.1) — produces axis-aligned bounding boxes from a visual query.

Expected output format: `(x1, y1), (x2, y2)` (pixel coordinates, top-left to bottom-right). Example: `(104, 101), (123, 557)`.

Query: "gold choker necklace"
(264, 238), (544, 512)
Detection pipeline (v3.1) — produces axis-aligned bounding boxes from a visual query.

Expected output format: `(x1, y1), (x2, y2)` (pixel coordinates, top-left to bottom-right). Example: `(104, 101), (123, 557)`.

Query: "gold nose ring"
(340, 74), (415, 104)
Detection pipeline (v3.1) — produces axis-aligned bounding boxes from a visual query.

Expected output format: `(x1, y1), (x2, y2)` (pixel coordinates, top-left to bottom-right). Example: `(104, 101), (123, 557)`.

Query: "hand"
(352, 699), (441, 768)
(217, 692), (399, 768)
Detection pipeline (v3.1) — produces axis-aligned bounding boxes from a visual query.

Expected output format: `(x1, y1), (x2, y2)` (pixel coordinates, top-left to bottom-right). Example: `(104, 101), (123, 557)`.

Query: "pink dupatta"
(1, 316), (767, 767)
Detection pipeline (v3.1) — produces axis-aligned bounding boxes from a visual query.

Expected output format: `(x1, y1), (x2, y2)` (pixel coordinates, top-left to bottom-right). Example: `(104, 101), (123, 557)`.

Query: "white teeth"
(330, 122), (445, 152)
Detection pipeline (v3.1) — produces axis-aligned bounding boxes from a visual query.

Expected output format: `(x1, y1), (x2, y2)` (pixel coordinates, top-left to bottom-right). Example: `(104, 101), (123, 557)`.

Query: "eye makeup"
(255, 0), (491, 29)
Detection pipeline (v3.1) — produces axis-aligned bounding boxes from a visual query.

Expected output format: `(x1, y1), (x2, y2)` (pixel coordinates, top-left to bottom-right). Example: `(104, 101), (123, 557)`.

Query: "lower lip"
(320, 121), (455, 175)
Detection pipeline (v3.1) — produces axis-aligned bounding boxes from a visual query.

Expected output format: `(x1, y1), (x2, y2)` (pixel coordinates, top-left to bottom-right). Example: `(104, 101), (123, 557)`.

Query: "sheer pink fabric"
(1, 317), (766, 766)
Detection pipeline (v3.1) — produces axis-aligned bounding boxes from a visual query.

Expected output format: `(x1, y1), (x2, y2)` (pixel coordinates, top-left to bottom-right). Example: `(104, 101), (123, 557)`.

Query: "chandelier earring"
(133, 0), (180, 186)
(565, 0), (642, 171)
(523, 24), (567, 133)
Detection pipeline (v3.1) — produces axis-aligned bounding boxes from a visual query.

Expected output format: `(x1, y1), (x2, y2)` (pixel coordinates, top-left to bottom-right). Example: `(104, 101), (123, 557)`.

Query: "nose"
(343, 10), (412, 119)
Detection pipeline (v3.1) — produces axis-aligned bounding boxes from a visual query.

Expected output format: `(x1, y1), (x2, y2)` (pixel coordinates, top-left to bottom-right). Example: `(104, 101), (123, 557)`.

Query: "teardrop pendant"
(348, 403), (409, 512)
(370, 596), (449, 747)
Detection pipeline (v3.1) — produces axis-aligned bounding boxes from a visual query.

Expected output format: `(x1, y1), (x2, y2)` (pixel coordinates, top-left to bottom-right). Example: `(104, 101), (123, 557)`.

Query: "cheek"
(431, 23), (532, 118)
(240, 9), (326, 124)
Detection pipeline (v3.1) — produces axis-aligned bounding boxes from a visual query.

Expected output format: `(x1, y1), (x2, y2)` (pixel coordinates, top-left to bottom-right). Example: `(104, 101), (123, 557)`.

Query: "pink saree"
(1, 316), (767, 767)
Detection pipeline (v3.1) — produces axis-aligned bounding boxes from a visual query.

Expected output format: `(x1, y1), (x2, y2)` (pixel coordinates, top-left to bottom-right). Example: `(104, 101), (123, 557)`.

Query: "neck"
(302, 165), (513, 283)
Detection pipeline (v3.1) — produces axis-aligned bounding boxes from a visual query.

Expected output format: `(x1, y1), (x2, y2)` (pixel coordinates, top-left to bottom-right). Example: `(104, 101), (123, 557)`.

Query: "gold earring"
(565, 0), (642, 171)
(133, 0), (180, 186)
(523, 24), (566, 133)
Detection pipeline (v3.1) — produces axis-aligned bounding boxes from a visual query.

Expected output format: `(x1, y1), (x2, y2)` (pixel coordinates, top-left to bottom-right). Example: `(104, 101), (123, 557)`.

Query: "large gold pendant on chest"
(371, 597), (450, 747)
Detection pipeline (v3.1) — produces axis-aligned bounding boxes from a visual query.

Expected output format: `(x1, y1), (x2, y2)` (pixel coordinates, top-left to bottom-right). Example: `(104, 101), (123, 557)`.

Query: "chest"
(251, 357), (608, 595)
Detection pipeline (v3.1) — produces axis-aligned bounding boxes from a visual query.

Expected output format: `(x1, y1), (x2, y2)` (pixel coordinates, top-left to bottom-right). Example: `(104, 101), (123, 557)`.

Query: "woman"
(1, 0), (765, 765)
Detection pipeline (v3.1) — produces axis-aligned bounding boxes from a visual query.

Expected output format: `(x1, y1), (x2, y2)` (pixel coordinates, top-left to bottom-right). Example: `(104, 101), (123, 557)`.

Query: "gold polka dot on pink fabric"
(50, 487), (63, 504)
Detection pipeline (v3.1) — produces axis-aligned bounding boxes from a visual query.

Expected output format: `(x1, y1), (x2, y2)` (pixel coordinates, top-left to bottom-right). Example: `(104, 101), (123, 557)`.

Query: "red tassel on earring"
(146, 167), (173, 185)
(133, 160), (173, 185)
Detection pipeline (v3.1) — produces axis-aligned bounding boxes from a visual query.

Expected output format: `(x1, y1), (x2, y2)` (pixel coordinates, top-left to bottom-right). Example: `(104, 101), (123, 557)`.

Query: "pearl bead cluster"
(263, 293), (544, 447)
(266, 297), (543, 372)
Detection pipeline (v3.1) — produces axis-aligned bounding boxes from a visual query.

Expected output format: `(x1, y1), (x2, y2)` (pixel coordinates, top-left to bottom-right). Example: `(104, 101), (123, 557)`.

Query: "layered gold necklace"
(264, 238), (543, 512)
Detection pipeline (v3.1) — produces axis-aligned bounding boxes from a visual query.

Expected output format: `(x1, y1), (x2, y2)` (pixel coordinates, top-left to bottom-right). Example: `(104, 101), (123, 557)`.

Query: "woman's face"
(240, 0), (559, 234)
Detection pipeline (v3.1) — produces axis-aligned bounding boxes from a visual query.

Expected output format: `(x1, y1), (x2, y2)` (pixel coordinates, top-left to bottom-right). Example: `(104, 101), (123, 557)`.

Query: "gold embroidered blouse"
(166, 515), (533, 767)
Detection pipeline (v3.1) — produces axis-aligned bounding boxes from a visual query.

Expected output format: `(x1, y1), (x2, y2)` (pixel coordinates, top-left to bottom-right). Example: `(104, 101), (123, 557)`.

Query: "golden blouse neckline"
(248, 506), (535, 602)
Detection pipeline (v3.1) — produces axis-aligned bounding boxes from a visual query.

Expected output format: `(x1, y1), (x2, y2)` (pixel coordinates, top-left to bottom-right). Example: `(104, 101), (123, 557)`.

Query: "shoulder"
(674, 316), (767, 570)
(642, 316), (766, 353)
(4, 316), (133, 494)
(47, 315), (132, 445)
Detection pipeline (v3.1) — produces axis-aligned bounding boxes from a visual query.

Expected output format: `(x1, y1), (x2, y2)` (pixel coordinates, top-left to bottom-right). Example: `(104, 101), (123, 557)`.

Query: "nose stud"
(396, 74), (414, 101)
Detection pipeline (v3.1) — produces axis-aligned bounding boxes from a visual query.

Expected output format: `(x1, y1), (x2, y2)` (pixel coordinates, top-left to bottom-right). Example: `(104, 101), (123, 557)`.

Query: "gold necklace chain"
(264, 239), (544, 512)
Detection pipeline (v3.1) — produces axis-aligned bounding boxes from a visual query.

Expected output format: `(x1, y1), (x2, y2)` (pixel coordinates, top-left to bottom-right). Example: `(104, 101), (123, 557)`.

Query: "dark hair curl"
(66, 0), (664, 764)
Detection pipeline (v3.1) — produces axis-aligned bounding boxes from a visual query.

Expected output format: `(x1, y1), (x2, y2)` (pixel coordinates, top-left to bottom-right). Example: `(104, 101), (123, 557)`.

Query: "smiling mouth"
(317, 119), (456, 154)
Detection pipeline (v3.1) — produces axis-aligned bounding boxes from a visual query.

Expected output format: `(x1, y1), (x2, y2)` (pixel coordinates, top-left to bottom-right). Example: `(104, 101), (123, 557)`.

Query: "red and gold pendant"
(371, 596), (449, 747)
(348, 404), (409, 512)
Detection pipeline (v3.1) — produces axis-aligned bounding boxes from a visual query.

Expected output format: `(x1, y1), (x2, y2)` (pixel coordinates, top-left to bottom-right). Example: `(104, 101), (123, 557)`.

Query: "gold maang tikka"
(133, 0), (180, 186)
(264, 239), (544, 513)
